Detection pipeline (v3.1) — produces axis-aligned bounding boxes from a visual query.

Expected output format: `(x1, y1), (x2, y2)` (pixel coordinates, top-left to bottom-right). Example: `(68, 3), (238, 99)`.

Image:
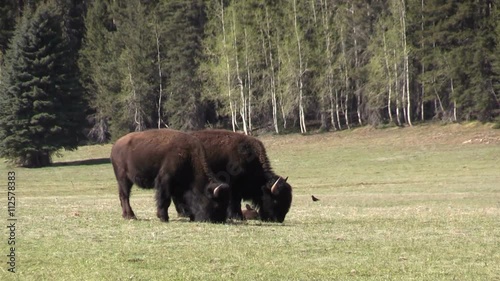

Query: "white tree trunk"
(394, 50), (401, 126)
(244, 28), (252, 134)
(127, 64), (142, 131)
(321, 0), (335, 130)
(335, 89), (342, 129)
(232, 10), (247, 135)
(155, 23), (164, 129)
(401, 0), (412, 126)
(340, 26), (350, 129)
(276, 37), (287, 129)
(351, 4), (362, 126)
(265, 7), (279, 133)
(220, 1), (236, 132)
(293, 0), (307, 134)
(451, 78), (457, 122)
(382, 31), (393, 123)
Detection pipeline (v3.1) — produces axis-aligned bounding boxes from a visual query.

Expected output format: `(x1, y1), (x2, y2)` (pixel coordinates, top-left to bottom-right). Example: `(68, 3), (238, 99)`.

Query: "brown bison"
(110, 129), (230, 223)
(182, 129), (292, 222)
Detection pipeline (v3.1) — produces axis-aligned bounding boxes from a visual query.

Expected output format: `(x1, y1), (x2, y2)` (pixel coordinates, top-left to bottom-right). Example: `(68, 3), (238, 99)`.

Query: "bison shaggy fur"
(186, 129), (292, 222)
(110, 129), (230, 223)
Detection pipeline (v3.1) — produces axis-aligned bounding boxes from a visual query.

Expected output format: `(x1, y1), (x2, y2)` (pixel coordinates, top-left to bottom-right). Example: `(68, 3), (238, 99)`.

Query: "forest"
(0, 0), (499, 166)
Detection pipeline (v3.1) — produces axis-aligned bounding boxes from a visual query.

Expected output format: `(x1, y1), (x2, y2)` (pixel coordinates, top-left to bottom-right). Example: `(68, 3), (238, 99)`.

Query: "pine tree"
(160, 0), (207, 130)
(0, 0), (20, 54)
(0, 4), (87, 167)
(79, 0), (118, 142)
(110, 0), (157, 135)
(461, 1), (498, 122)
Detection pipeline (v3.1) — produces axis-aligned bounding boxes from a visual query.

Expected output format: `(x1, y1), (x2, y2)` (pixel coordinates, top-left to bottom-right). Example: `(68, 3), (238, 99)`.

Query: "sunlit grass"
(1, 123), (499, 280)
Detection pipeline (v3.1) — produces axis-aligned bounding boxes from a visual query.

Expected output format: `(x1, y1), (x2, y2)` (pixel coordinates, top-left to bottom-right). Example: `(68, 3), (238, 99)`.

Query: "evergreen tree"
(0, 4), (86, 167)
(461, 1), (498, 122)
(79, 0), (118, 142)
(110, 0), (157, 136)
(0, 0), (20, 55)
(160, 0), (207, 130)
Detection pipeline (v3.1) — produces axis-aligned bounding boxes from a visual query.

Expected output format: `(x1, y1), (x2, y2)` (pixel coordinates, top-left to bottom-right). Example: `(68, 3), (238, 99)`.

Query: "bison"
(182, 129), (292, 222)
(110, 129), (230, 223)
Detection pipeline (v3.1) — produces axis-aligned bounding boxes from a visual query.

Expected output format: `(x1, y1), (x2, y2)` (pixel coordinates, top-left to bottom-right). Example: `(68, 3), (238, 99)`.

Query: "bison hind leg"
(117, 177), (137, 220)
(155, 174), (172, 222)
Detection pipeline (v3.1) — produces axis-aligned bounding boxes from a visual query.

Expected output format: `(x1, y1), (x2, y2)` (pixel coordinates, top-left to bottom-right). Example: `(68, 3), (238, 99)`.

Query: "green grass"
(1, 124), (500, 280)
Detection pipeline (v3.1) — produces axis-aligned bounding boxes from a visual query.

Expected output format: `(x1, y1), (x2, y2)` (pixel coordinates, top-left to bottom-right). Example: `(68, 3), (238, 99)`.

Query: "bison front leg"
(155, 175), (171, 222)
(118, 178), (136, 219)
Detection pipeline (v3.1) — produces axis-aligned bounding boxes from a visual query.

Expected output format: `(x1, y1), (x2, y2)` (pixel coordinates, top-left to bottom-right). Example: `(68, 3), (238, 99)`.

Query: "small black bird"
(311, 195), (320, 202)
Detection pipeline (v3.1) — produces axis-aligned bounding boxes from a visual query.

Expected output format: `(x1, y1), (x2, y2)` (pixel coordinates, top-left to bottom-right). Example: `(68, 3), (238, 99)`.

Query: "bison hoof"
(123, 214), (137, 220)
(157, 209), (169, 222)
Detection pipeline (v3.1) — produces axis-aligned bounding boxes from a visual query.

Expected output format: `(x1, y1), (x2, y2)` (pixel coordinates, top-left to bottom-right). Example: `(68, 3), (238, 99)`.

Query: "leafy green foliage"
(3, 0), (499, 144)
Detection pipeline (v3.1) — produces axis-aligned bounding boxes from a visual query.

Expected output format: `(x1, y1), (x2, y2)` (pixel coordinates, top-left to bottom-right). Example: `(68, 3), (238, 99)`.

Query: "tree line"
(0, 0), (499, 167)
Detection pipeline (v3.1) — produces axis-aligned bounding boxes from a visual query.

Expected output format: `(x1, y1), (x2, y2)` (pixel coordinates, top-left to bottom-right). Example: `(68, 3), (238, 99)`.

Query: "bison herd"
(110, 129), (292, 224)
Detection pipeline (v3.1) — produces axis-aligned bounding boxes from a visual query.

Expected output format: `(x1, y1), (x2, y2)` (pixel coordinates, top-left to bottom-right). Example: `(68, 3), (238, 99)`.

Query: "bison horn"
(213, 184), (224, 197)
(284, 176), (288, 182)
(270, 178), (280, 194)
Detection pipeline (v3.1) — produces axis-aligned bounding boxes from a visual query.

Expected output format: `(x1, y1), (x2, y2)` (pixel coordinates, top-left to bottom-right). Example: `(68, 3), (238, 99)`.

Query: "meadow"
(1, 123), (499, 280)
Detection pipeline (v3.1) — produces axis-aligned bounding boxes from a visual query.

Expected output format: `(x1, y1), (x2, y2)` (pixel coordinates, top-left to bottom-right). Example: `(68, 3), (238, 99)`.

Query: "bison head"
(204, 182), (231, 223)
(184, 181), (230, 223)
(259, 177), (292, 223)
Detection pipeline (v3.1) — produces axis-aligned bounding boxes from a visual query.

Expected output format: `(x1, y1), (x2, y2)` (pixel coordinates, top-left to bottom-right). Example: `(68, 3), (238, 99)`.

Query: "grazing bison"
(110, 129), (230, 223)
(184, 129), (292, 222)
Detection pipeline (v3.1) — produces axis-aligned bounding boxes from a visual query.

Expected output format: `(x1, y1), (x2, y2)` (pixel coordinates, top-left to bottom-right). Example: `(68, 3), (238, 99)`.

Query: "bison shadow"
(51, 157), (111, 167)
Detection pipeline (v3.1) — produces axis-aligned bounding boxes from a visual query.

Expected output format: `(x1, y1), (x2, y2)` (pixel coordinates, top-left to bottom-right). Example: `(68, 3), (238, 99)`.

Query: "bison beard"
(187, 129), (293, 223)
(110, 129), (230, 223)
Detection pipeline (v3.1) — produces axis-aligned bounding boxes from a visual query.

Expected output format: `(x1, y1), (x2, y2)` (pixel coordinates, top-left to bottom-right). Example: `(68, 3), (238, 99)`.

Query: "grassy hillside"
(1, 123), (499, 280)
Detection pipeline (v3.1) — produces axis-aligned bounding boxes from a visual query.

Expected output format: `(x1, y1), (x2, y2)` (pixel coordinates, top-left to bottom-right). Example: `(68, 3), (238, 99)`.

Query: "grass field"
(1, 123), (500, 280)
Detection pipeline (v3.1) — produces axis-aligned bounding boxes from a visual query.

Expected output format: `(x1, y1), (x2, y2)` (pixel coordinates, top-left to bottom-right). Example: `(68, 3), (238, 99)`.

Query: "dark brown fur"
(186, 129), (292, 222)
(110, 129), (230, 223)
